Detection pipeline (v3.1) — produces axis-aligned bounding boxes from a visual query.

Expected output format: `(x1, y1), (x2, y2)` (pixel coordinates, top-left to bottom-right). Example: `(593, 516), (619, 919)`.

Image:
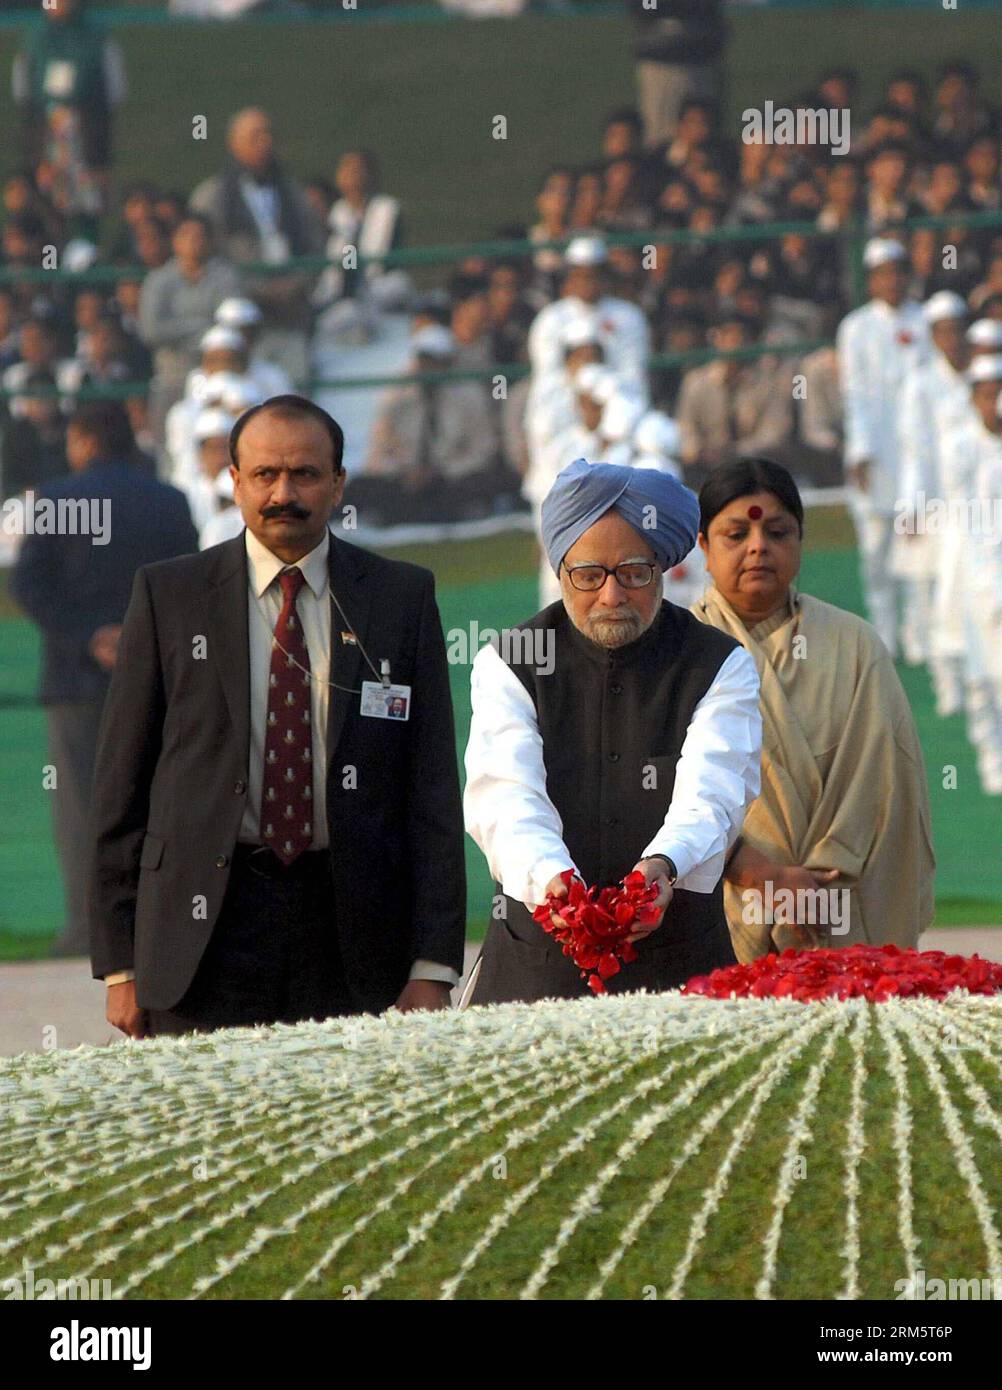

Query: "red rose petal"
(531, 870), (667, 990)
(681, 944), (1002, 1003)
(598, 952), (621, 981)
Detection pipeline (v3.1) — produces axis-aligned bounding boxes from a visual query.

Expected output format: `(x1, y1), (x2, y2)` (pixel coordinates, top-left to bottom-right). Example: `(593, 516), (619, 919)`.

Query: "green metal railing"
(9, 208), (1002, 283)
(0, 209), (997, 399)
(2, 1), (1000, 29)
(0, 338), (835, 401)
(0, 205), (995, 400)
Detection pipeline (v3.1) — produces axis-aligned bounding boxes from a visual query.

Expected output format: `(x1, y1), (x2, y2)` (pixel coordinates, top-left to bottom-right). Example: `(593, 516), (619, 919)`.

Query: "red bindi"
(747, 505), (763, 520)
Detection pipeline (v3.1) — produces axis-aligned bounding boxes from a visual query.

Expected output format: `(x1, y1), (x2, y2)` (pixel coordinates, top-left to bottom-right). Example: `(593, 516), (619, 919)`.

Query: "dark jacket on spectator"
(11, 458), (197, 704)
(631, 0), (726, 66)
(189, 159), (324, 332)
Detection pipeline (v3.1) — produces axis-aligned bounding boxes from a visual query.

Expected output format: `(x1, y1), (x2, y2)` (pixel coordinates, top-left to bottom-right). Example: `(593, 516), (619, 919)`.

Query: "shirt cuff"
(526, 855), (578, 910)
(104, 970), (136, 985)
(408, 959), (460, 987)
(640, 836), (706, 889)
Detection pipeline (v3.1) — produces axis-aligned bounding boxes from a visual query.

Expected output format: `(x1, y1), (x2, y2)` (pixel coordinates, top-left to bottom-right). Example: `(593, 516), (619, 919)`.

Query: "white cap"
(197, 371), (244, 405)
(200, 325), (246, 354)
(200, 372), (263, 411)
(966, 319), (1002, 349)
(194, 407), (235, 443)
(575, 364), (618, 403)
(923, 291), (967, 325)
(561, 315), (603, 351)
(634, 452), (682, 478)
(64, 239), (99, 273)
(966, 353), (1002, 383)
(221, 377), (265, 412)
(564, 235), (608, 268)
(412, 324), (455, 358)
(863, 237), (907, 270)
(215, 297), (263, 329)
(600, 392), (645, 444)
(633, 410), (682, 459)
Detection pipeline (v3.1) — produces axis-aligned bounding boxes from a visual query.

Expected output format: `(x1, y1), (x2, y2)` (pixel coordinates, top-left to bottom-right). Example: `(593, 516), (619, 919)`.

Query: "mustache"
(589, 606), (639, 621)
(260, 503), (311, 520)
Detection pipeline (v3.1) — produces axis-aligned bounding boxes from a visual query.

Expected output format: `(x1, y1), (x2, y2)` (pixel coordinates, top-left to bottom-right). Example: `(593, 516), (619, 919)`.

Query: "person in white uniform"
(895, 290), (973, 699)
(836, 236), (929, 658)
(597, 389), (646, 468)
(974, 393), (1002, 731)
(629, 410), (710, 609)
(966, 318), (1002, 357)
(165, 364), (262, 494)
(632, 410), (683, 477)
(180, 406), (236, 535)
(527, 235), (650, 393)
(942, 357), (1002, 793)
(532, 362), (614, 606)
(198, 467), (244, 551)
(214, 297), (293, 398)
(524, 317), (607, 489)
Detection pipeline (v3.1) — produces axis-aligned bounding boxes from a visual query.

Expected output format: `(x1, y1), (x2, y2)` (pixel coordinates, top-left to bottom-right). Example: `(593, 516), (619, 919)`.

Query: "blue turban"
(540, 457), (700, 575)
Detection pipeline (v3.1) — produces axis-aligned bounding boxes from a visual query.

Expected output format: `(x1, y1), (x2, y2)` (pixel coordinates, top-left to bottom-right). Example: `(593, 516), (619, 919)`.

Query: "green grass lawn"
(2, 991), (999, 1299)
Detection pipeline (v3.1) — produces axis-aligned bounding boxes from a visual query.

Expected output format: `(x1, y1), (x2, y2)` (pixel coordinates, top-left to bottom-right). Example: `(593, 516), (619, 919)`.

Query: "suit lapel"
(203, 535), (251, 765)
(326, 533), (371, 768)
(202, 531), (370, 776)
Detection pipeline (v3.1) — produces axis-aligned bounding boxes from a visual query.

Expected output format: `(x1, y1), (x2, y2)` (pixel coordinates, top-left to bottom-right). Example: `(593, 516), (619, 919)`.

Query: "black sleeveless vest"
(471, 600), (741, 1004)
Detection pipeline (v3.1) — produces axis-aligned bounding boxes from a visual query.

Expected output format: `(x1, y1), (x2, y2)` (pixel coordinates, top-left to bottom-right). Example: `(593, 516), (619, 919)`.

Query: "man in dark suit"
(11, 400), (198, 957)
(88, 394), (466, 1038)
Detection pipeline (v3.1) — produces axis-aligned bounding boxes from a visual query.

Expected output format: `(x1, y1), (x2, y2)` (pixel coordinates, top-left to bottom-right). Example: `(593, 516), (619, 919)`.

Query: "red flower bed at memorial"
(533, 868), (661, 994)
(683, 943), (1002, 1002)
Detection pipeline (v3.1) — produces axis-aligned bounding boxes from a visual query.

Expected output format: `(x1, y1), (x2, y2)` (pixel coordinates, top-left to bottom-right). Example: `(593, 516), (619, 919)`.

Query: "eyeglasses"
(561, 561), (658, 592)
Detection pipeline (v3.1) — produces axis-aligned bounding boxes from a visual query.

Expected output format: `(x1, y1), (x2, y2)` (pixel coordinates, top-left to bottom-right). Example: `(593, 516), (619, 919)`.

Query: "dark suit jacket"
(10, 459), (198, 704)
(87, 529), (467, 1013)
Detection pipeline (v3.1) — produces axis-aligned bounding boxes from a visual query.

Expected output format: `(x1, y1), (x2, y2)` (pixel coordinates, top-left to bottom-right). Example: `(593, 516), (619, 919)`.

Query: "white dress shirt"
(463, 639), (762, 909)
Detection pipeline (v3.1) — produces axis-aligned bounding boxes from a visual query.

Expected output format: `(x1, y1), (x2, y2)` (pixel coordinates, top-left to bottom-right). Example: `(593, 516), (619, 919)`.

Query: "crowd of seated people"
(1, 48), (1001, 536)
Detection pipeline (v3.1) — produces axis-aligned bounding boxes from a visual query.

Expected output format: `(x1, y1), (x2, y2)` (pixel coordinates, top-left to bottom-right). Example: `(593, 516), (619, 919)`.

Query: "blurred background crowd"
(0, 0), (1001, 552)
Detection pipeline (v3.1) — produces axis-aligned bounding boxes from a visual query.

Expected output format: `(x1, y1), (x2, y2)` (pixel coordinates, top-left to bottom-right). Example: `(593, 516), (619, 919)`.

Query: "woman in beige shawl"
(691, 458), (935, 962)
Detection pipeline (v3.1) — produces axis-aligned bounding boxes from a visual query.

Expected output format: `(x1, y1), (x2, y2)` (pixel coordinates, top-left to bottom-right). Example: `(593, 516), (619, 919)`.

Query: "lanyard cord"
(252, 581), (387, 696)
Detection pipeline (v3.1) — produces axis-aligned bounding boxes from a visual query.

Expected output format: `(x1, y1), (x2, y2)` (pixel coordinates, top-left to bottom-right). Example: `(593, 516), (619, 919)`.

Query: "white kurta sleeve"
(641, 645), (762, 892)
(463, 643), (577, 908)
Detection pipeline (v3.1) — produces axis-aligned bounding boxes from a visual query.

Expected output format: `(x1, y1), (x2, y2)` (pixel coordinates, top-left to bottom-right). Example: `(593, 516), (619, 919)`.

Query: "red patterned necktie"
(260, 567), (313, 864)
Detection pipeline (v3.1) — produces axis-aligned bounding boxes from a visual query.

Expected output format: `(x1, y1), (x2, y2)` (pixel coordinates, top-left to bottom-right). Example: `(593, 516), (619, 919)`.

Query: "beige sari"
(692, 585), (936, 961)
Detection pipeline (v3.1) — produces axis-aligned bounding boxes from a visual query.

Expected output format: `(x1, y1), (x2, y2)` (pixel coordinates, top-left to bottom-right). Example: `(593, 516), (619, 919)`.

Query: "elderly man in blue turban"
(463, 457), (763, 1004)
